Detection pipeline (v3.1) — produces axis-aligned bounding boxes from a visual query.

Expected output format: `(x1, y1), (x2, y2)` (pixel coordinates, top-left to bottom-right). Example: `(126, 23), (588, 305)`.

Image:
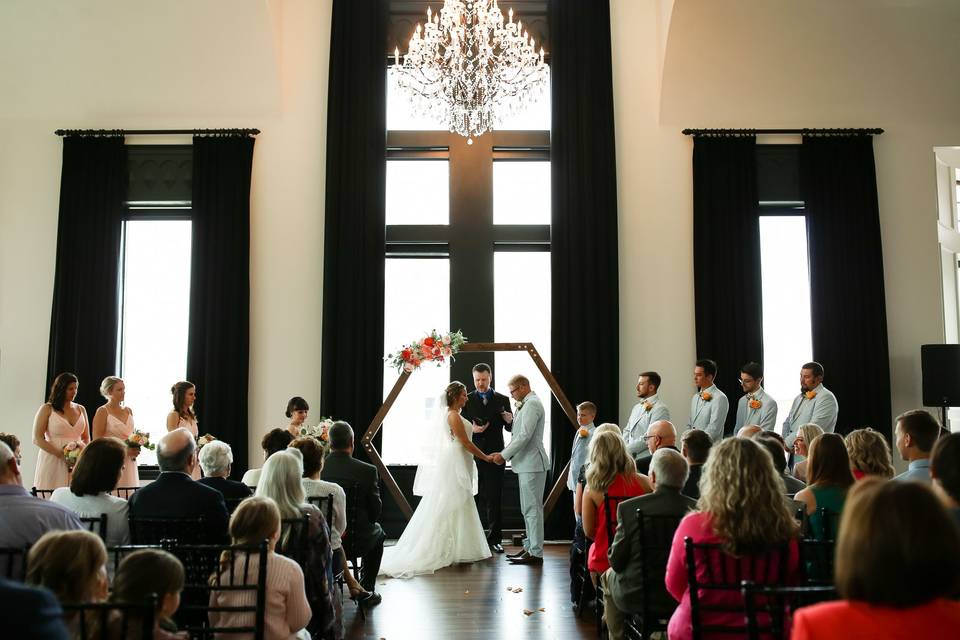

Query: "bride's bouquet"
(63, 440), (85, 472)
(386, 329), (467, 373)
(124, 429), (155, 451)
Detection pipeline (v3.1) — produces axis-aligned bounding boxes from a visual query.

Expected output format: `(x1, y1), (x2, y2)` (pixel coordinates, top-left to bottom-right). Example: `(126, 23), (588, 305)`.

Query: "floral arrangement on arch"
(386, 330), (467, 373)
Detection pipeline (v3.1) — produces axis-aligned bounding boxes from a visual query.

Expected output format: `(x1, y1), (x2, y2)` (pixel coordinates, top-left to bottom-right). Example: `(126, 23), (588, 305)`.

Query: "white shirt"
(302, 478), (347, 550)
(241, 468), (261, 487)
(50, 488), (130, 547)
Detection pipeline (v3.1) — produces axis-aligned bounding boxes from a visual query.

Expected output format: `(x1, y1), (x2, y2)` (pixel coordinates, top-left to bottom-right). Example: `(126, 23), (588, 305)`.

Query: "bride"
(379, 381), (494, 578)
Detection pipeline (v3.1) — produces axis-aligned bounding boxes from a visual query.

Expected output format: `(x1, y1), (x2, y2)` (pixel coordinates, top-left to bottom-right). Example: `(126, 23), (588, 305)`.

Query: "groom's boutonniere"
(514, 400), (525, 412)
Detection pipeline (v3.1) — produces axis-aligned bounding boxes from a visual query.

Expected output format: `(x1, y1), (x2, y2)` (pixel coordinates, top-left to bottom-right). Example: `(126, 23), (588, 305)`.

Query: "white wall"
(612, 0), (960, 457)
(0, 0), (332, 483)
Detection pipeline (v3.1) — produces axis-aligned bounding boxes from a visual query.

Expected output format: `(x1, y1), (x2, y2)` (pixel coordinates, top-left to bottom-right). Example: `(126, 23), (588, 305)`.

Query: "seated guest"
(844, 427), (895, 480)
(198, 440), (254, 501)
(321, 420), (386, 594)
(127, 428), (229, 542)
(582, 431), (652, 580)
(210, 497), (312, 640)
(791, 423), (824, 482)
(0, 441), (81, 550)
(0, 577), (70, 640)
(26, 529), (108, 605)
(289, 436), (377, 607)
(257, 450), (339, 636)
(111, 549), (188, 640)
(893, 409), (940, 483)
(930, 432), (960, 524)
(51, 437), (131, 546)
(755, 433), (806, 495)
(241, 428), (294, 487)
(736, 424), (763, 439)
(0, 432), (20, 460)
(602, 449), (696, 640)
(679, 428), (712, 500)
(665, 438), (800, 640)
(794, 433), (854, 539)
(636, 420), (678, 474)
(792, 479), (960, 638)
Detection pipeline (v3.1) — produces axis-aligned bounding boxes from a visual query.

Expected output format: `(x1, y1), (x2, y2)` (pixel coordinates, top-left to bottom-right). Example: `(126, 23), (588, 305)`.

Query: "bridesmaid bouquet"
(124, 429), (156, 451)
(299, 418), (335, 444)
(196, 433), (217, 449)
(385, 329), (467, 373)
(62, 440), (85, 472)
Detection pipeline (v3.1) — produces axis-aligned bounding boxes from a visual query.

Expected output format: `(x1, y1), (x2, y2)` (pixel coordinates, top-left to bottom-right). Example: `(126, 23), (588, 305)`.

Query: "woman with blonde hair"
(844, 428), (895, 480)
(665, 438), (800, 640)
(91, 376), (140, 489)
(582, 430), (652, 578)
(209, 497), (312, 640)
(791, 423), (824, 482)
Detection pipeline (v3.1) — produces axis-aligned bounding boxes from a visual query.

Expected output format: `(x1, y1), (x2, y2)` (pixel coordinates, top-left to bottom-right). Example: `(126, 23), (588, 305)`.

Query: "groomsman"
(622, 372), (670, 457)
(461, 362), (512, 553)
(687, 359), (729, 443)
(781, 361), (838, 448)
(734, 362), (778, 432)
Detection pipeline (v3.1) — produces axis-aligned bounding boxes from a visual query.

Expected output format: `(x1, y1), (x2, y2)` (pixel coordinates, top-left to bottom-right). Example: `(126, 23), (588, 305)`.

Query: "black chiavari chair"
(741, 581), (838, 640)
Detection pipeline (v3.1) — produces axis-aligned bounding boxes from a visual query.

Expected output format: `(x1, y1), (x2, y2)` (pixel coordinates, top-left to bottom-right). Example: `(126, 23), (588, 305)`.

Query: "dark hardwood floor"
(343, 543), (596, 639)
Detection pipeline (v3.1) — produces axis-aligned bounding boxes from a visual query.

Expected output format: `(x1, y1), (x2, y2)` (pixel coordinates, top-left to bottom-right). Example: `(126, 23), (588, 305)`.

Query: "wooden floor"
(343, 543), (596, 639)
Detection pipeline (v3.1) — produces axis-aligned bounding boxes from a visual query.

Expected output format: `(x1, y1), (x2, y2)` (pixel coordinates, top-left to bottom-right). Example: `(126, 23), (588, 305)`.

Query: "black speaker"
(921, 344), (960, 407)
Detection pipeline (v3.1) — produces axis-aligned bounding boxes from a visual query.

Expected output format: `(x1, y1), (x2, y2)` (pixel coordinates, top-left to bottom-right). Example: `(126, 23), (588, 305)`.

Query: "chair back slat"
(602, 494), (630, 543)
(114, 486), (140, 500)
(61, 595), (156, 640)
(30, 487), (55, 500)
(741, 581), (838, 640)
(225, 497), (247, 514)
(129, 516), (207, 545)
(307, 494), (335, 530)
(278, 514), (312, 569)
(106, 545), (161, 577)
(0, 546), (30, 581)
(80, 514), (108, 541)
(636, 512), (685, 637)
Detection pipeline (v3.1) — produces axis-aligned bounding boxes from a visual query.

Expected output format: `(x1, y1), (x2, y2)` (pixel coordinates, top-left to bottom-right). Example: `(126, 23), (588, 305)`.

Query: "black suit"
(321, 450), (385, 590)
(128, 471), (230, 542)
(461, 389), (512, 544)
(0, 578), (69, 640)
(198, 476), (255, 501)
(682, 463), (703, 500)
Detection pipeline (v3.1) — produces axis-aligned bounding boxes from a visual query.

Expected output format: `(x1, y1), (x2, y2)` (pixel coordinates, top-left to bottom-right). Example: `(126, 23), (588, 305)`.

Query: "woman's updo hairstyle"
(444, 381), (467, 407)
(100, 376), (122, 400)
(285, 396), (309, 419)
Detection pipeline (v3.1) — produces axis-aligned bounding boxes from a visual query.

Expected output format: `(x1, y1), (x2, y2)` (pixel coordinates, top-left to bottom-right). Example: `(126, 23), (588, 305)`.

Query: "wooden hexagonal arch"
(361, 342), (578, 520)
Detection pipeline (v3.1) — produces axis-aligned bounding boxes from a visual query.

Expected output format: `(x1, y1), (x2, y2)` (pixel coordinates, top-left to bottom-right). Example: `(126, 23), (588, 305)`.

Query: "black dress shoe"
(490, 543), (504, 554)
(354, 591), (382, 608)
(508, 554), (543, 565)
(506, 549), (528, 559)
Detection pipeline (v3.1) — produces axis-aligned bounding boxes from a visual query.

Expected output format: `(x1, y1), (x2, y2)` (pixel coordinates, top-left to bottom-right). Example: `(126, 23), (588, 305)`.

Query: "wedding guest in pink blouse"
(166, 381), (200, 480)
(209, 496), (311, 640)
(33, 373), (90, 490)
(665, 437), (801, 640)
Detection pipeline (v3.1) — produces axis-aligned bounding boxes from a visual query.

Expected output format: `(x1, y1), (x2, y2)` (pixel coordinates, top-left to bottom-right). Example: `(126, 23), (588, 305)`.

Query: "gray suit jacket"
(502, 391), (549, 472)
(606, 487), (697, 612)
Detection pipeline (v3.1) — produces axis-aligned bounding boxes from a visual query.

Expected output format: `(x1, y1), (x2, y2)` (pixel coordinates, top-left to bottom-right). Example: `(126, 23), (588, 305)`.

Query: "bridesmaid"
(91, 376), (140, 490)
(286, 396), (309, 439)
(33, 372), (91, 490)
(166, 381), (201, 480)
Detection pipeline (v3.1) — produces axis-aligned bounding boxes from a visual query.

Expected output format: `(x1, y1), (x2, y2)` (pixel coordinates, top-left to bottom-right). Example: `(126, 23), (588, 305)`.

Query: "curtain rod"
(54, 128), (260, 137)
(682, 127), (883, 136)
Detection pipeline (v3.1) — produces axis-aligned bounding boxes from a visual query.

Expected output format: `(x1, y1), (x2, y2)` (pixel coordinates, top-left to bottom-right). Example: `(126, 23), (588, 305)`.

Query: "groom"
(492, 374), (549, 565)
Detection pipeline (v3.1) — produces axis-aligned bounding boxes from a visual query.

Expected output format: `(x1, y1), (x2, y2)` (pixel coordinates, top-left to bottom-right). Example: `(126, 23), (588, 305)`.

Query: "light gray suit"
(623, 394), (670, 457)
(501, 391), (549, 557)
(687, 384), (729, 442)
(781, 383), (838, 447)
(567, 423), (595, 491)
(734, 387), (779, 432)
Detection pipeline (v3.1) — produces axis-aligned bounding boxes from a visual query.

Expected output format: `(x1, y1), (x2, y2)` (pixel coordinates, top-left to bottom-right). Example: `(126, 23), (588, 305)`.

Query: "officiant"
(461, 362), (512, 554)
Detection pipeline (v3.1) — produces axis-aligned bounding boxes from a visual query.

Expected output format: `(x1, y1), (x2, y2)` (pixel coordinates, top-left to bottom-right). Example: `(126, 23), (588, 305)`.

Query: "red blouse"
(587, 473), (646, 573)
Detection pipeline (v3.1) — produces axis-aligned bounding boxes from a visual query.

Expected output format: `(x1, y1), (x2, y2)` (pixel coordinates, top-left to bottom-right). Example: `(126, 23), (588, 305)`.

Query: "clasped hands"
(487, 452), (506, 465)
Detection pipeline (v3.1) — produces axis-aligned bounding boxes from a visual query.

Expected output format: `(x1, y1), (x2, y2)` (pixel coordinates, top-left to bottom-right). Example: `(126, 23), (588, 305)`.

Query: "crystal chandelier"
(391, 0), (548, 142)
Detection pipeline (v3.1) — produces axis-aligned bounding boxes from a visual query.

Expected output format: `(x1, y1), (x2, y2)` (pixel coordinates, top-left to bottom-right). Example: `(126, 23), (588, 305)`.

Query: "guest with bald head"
(127, 427), (229, 543)
(637, 420), (678, 475)
(737, 424), (763, 439)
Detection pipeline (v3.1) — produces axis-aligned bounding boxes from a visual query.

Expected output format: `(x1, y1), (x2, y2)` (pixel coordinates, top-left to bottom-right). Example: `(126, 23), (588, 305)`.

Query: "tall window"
(382, 73), (552, 464)
(118, 146), (193, 463)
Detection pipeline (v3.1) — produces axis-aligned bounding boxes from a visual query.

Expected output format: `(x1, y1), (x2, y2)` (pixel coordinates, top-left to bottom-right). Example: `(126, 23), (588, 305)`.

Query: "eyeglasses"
(643, 434), (658, 440)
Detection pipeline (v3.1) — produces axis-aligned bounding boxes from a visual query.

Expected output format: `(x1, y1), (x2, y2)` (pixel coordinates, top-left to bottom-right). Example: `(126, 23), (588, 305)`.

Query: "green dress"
(808, 484), (846, 540)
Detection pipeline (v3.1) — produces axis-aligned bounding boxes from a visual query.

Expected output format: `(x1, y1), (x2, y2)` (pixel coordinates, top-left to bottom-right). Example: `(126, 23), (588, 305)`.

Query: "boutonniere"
(748, 398), (762, 410)
(700, 391), (713, 402)
(643, 401), (653, 412)
(578, 427), (590, 438)
(515, 400), (525, 412)
(804, 391), (817, 400)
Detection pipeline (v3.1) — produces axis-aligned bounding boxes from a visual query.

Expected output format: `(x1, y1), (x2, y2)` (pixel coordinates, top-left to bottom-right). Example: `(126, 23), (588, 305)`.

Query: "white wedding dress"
(379, 410), (492, 578)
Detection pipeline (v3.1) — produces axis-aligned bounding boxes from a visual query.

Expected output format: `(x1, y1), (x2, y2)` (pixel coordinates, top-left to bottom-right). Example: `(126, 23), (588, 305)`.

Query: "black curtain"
(187, 135), (254, 476)
(692, 135), (764, 436)
(802, 135), (891, 439)
(547, 0), (620, 538)
(320, 0), (388, 461)
(46, 136), (127, 414)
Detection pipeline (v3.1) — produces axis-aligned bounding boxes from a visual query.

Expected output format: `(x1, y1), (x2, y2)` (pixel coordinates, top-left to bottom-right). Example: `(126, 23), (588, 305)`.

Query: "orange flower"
(805, 391), (817, 400)
(700, 391), (712, 402)
(643, 401), (653, 412)
(578, 427), (590, 438)
(748, 399), (762, 410)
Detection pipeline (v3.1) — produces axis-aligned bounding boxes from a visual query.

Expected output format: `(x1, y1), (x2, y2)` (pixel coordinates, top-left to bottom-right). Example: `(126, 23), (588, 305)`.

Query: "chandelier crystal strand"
(391, 0), (548, 141)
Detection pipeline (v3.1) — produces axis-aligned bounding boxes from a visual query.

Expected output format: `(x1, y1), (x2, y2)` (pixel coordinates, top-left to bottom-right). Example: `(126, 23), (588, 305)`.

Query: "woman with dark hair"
(166, 381), (200, 479)
(50, 437), (130, 548)
(286, 397), (310, 438)
(33, 372), (90, 490)
(241, 428), (295, 487)
(794, 433), (855, 539)
(792, 479), (960, 638)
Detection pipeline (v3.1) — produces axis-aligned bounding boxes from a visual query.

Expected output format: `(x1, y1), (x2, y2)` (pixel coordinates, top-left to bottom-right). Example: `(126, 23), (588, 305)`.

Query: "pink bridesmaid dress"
(34, 408), (88, 490)
(178, 415), (201, 480)
(105, 412), (140, 489)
